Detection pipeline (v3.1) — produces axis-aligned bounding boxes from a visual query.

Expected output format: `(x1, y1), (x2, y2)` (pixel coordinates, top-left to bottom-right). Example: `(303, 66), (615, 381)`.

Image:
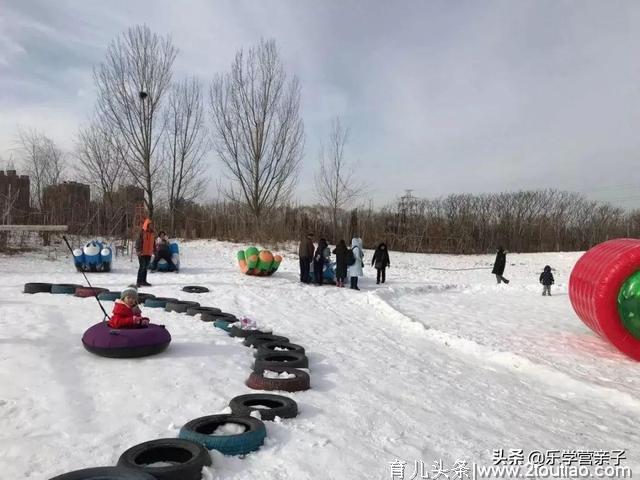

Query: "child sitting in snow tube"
(82, 287), (171, 358)
(108, 287), (150, 329)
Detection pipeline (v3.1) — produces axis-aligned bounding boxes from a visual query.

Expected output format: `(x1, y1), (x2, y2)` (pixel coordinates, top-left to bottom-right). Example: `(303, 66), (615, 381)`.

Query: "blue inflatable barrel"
(100, 246), (113, 264)
(73, 248), (85, 266)
(83, 241), (102, 266)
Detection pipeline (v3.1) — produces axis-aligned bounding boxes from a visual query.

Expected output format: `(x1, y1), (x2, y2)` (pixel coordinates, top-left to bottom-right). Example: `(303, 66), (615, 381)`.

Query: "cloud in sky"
(2, 0), (640, 208)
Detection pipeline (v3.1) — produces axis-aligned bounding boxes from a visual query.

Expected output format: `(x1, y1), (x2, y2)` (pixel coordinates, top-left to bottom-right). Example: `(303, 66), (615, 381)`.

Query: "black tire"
(229, 393), (298, 421)
(254, 351), (309, 371)
(165, 301), (200, 313)
(98, 291), (121, 301)
(182, 285), (210, 294)
(228, 325), (272, 338)
(200, 312), (236, 323)
(179, 415), (266, 456)
(186, 306), (222, 316)
(51, 284), (83, 295)
(117, 438), (211, 480)
(49, 466), (156, 480)
(246, 367), (310, 392)
(144, 297), (178, 308)
(137, 293), (156, 304)
(243, 334), (290, 348)
(256, 341), (306, 356)
(24, 282), (53, 294)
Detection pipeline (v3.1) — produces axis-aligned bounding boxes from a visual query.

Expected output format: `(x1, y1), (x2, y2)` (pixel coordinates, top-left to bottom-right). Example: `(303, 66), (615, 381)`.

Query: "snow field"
(1, 241), (639, 478)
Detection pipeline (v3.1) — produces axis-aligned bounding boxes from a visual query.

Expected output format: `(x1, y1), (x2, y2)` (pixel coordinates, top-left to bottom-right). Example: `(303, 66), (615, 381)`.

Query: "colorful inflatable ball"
(569, 238), (640, 360)
(237, 247), (282, 276)
(82, 322), (171, 358)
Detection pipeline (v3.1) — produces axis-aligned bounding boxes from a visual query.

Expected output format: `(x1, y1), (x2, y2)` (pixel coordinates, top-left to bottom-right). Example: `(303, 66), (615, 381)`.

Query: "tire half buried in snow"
(179, 414), (266, 456)
(49, 466), (156, 479)
(82, 322), (171, 358)
(117, 438), (211, 480)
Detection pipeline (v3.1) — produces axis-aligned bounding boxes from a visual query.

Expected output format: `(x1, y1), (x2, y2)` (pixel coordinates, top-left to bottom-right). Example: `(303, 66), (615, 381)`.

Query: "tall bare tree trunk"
(93, 24), (177, 218)
(164, 77), (208, 233)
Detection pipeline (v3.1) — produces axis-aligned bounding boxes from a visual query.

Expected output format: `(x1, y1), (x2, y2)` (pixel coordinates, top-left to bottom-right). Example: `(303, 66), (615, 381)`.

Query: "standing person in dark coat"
(298, 233), (315, 283)
(371, 242), (391, 284)
(313, 238), (329, 285)
(492, 246), (510, 284)
(539, 265), (554, 296)
(332, 239), (349, 288)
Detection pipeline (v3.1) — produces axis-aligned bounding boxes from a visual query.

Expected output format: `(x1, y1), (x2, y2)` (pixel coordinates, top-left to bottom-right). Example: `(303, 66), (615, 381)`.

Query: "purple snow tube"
(82, 322), (171, 358)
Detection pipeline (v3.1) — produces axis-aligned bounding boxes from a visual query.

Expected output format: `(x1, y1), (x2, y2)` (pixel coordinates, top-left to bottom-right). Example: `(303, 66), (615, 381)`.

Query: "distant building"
(0, 170), (31, 223)
(43, 181), (91, 231)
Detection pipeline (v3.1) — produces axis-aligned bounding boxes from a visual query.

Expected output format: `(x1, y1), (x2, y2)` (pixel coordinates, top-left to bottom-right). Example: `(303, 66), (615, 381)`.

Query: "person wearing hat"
(108, 287), (150, 329)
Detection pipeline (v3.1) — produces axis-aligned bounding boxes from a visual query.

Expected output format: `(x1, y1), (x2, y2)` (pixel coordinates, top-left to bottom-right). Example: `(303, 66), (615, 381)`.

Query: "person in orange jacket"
(108, 287), (150, 329)
(135, 218), (155, 287)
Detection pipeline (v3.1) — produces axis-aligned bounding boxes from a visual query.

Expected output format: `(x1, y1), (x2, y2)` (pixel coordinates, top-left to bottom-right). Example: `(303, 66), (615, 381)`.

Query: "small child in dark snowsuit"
(539, 265), (554, 296)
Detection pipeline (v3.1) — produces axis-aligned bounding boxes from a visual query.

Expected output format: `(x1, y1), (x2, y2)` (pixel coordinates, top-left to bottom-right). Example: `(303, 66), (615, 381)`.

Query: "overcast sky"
(2, 0), (640, 208)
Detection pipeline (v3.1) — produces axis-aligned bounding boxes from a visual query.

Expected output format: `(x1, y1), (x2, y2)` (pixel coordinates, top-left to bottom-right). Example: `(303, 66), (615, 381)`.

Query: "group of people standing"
(298, 233), (391, 290)
(135, 219), (177, 288)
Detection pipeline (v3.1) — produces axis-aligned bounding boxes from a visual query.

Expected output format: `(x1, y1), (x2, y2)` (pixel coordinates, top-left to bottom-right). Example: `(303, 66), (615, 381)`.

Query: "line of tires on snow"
(25, 283), (313, 480)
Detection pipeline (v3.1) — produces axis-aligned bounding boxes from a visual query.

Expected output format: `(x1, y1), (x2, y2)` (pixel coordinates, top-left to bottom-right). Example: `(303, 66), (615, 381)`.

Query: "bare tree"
(164, 77), (208, 232)
(75, 120), (126, 214)
(94, 24), (177, 217)
(15, 127), (64, 210)
(315, 117), (362, 237)
(209, 39), (304, 224)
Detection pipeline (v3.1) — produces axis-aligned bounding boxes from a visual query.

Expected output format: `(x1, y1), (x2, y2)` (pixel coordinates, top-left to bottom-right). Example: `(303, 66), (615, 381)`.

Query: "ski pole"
(62, 235), (110, 321)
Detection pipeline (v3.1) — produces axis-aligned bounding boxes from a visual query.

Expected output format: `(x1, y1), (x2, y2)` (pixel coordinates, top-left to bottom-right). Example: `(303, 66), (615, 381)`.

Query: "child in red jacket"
(108, 287), (150, 329)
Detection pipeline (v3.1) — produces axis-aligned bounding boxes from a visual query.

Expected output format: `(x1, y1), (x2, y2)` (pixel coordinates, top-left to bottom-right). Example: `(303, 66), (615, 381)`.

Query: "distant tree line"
(145, 189), (640, 254)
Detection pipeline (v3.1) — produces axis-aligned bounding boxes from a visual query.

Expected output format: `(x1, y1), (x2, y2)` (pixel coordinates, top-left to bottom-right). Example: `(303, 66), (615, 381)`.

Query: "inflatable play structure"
(82, 322), (171, 358)
(237, 247), (282, 276)
(569, 238), (640, 361)
(73, 240), (112, 272)
(151, 242), (180, 272)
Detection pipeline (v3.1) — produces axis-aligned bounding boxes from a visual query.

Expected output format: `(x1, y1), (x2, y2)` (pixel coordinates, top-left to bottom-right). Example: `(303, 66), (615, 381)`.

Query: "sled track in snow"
(367, 289), (640, 414)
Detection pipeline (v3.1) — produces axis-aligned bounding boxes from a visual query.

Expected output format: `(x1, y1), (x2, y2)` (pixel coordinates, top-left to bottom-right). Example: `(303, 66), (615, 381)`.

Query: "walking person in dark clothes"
(149, 231), (176, 271)
(539, 265), (555, 296)
(333, 239), (349, 288)
(135, 218), (155, 287)
(492, 246), (510, 284)
(371, 242), (391, 284)
(298, 233), (315, 283)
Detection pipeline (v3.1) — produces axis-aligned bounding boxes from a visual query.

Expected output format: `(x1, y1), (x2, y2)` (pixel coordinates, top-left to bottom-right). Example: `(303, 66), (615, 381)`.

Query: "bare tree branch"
(209, 38), (304, 223)
(163, 77), (209, 232)
(75, 120), (126, 213)
(93, 24), (177, 217)
(314, 116), (363, 237)
(14, 126), (65, 210)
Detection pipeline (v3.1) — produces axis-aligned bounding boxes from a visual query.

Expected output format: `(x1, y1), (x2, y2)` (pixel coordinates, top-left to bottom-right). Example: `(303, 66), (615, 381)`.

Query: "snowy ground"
(1, 241), (639, 479)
